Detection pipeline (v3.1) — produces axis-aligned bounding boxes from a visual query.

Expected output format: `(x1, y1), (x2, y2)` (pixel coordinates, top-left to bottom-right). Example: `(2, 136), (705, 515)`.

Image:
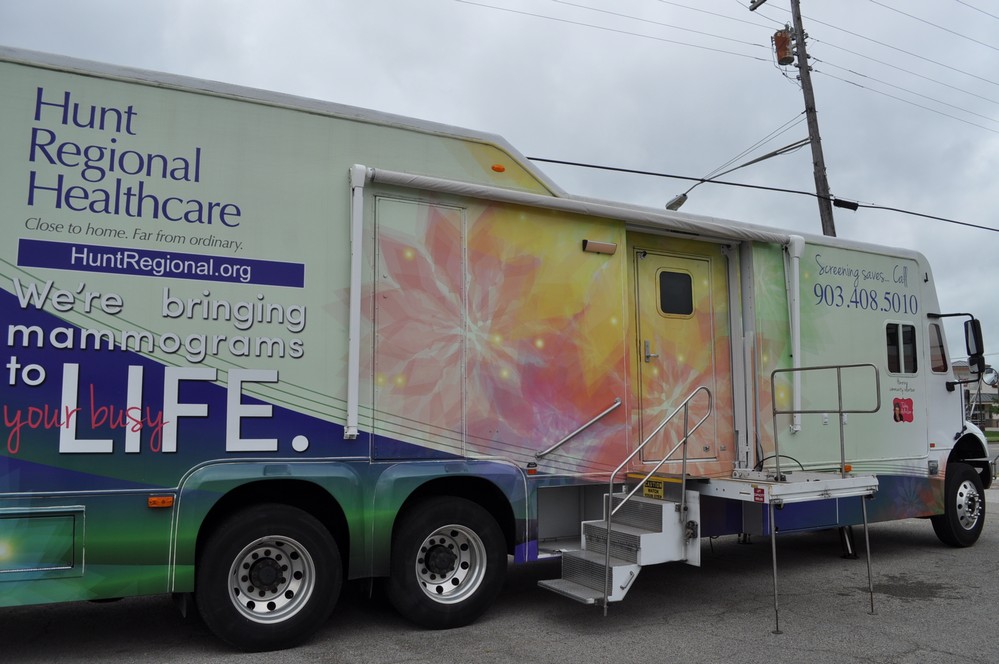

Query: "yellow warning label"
(643, 478), (664, 500)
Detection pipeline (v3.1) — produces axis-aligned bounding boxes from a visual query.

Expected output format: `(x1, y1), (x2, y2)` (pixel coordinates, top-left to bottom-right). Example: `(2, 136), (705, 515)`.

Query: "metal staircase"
(539, 386), (711, 608)
(538, 365), (884, 631)
(538, 489), (700, 604)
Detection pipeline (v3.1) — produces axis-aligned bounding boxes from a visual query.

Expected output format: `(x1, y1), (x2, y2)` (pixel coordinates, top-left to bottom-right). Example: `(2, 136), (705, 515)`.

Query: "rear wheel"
(195, 504), (342, 651)
(931, 463), (985, 547)
(387, 497), (506, 629)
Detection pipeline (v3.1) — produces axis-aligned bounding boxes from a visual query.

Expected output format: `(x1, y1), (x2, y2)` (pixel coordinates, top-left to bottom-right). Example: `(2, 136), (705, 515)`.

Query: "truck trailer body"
(0, 47), (989, 650)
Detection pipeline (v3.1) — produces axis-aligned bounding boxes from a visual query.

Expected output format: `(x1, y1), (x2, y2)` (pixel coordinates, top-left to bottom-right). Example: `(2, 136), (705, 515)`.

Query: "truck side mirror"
(984, 367), (999, 387)
(969, 354), (986, 376)
(965, 319), (984, 357)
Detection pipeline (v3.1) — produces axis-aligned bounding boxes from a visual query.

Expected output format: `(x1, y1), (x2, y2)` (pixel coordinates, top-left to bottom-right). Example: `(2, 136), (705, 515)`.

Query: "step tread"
(537, 578), (605, 605)
(612, 491), (680, 502)
(583, 520), (666, 537)
(562, 548), (636, 568)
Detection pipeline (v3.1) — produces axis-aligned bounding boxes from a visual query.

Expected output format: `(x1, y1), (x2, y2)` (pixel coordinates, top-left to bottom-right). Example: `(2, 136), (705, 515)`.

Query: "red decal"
(892, 398), (914, 423)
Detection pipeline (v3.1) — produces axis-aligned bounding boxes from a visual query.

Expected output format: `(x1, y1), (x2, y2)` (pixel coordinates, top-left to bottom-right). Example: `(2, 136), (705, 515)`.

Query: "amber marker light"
(843, 464), (853, 473)
(491, 164), (506, 172)
(148, 495), (175, 509)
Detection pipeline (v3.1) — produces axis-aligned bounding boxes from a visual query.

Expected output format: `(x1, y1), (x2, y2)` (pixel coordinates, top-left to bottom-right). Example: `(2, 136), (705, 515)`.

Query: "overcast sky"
(2, 0), (997, 361)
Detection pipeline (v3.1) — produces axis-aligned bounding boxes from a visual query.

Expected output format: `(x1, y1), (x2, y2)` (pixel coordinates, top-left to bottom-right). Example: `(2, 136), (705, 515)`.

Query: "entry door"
(636, 248), (731, 464)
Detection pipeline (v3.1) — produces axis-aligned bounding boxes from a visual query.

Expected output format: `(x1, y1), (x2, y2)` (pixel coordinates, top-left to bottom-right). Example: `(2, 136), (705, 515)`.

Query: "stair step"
(582, 520), (652, 564)
(537, 578), (606, 605)
(609, 494), (669, 531)
(561, 549), (640, 599)
(537, 490), (701, 606)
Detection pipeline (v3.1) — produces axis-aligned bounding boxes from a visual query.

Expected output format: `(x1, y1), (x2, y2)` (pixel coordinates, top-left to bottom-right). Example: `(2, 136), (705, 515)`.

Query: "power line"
(530, 155), (819, 196)
(620, 0), (999, 130)
(454, 0), (770, 61)
(852, 202), (999, 233)
(814, 59), (999, 126)
(704, 114), (805, 179)
(653, 0), (775, 29)
(526, 156), (999, 233)
(954, 0), (999, 22)
(455, 1), (999, 234)
(725, 8), (991, 140)
(815, 39), (999, 109)
(582, 7), (999, 134)
(459, 0), (999, 139)
(464, 0), (999, 127)
(740, 2), (999, 134)
(551, 0), (768, 51)
(869, 0), (999, 53)
(733, 0), (785, 27)
(751, 1), (999, 88)
(816, 69), (999, 135)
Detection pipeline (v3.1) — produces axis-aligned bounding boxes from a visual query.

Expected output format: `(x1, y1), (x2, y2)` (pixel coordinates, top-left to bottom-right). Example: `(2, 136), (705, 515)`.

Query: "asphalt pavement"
(4, 449), (998, 663)
(5, 502), (999, 664)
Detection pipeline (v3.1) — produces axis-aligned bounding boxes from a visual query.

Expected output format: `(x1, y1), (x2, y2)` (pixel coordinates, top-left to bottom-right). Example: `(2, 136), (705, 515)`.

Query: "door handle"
(644, 340), (659, 363)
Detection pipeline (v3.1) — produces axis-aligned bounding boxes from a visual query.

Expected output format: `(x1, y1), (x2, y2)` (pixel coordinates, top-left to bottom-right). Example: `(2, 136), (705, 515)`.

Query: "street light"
(665, 137), (810, 211)
(664, 192), (689, 211)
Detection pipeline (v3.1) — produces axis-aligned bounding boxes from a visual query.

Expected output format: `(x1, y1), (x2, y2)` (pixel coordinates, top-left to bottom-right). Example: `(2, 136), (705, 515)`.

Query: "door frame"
(627, 232), (749, 474)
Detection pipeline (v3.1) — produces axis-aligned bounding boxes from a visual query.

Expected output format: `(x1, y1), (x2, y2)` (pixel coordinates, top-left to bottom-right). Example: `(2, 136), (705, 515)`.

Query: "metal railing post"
(769, 363), (881, 478)
(536, 398), (622, 459)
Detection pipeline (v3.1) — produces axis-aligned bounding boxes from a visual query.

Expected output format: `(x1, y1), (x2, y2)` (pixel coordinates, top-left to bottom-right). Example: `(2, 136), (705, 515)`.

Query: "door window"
(886, 323), (918, 374)
(928, 323), (948, 373)
(658, 270), (693, 316)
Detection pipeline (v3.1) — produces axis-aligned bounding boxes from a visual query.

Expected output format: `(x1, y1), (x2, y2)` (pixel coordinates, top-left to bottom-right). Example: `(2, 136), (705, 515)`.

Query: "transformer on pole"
(759, 0), (837, 237)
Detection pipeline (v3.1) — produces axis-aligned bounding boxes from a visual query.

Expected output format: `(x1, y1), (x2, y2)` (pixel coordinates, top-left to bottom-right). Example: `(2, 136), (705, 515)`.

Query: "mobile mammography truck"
(0, 47), (991, 651)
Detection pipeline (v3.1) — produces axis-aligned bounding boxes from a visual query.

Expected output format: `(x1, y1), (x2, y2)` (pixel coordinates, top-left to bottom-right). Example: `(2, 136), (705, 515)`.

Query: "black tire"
(931, 463), (985, 548)
(387, 496), (507, 629)
(195, 504), (342, 651)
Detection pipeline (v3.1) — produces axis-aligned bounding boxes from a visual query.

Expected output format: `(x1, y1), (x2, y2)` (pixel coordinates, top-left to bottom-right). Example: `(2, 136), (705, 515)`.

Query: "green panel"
(0, 508), (83, 580)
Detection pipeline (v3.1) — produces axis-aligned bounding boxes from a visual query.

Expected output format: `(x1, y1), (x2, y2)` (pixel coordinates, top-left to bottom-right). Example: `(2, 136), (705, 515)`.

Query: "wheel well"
(396, 477), (516, 555)
(949, 435), (992, 489)
(195, 479), (350, 573)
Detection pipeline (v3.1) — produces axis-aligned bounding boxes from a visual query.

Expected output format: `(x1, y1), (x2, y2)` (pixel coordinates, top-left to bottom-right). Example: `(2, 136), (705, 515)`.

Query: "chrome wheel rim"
(414, 524), (487, 604)
(955, 479), (982, 531)
(228, 535), (316, 624)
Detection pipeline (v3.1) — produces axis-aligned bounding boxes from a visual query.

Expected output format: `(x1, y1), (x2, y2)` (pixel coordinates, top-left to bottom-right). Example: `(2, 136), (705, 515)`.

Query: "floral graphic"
(365, 200), (628, 470)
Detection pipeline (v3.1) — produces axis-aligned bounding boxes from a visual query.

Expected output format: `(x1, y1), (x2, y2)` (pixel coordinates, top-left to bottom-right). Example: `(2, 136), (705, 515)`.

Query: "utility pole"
(790, 0), (836, 236)
(753, 0), (837, 236)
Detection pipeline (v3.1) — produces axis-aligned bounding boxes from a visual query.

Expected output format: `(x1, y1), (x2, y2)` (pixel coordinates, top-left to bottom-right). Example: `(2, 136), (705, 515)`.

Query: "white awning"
(365, 167), (792, 245)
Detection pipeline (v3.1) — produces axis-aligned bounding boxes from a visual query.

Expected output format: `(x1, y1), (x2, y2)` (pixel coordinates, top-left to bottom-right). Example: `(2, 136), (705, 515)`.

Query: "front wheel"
(387, 496), (507, 629)
(195, 504), (342, 651)
(931, 463), (985, 547)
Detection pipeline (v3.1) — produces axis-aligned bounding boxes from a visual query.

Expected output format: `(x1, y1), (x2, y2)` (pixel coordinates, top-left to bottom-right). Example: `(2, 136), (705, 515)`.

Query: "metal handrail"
(601, 385), (712, 611)
(769, 363), (881, 480)
(766, 363), (881, 632)
(535, 397), (622, 459)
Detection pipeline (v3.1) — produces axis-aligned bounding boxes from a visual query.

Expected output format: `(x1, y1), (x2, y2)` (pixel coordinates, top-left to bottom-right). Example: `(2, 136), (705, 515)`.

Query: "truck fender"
(367, 460), (529, 577)
(952, 421), (992, 490)
(170, 460), (365, 591)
